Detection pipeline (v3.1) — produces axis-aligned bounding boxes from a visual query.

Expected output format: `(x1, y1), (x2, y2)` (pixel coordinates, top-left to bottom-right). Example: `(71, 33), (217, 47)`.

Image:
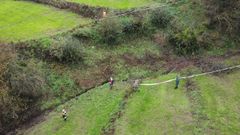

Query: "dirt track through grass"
(101, 82), (137, 135)
(184, 79), (208, 134)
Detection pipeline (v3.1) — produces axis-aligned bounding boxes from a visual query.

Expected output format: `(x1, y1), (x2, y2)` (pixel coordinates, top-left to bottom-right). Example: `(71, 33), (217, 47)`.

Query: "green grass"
(19, 69), (240, 135)
(66, 0), (157, 9)
(21, 83), (128, 135)
(115, 73), (194, 135)
(193, 72), (240, 134)
(115, 71), (240, 134)
(0, 0), (90, 42)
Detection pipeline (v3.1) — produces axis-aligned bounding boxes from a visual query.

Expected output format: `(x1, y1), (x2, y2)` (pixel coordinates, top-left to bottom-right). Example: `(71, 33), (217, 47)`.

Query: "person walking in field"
(62, 109), (67, 121)
(175, 75), (180, 89)
(132, 79), (141, 91)
(109, 77), (114, 90)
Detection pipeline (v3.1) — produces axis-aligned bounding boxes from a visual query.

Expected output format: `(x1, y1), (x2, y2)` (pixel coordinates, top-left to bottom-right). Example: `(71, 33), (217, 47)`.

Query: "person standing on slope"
(62, 109), (67, 121)
(175, 75), (180, 89)
(109, 77), (114, 90)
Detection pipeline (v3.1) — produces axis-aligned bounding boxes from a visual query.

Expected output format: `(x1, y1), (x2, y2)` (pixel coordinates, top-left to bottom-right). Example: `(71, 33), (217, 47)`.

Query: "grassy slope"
(66, 0), (156, 9)
(0, 0), (90, 42)
(115, 71), (240, 134)
(18, 64), (240, 134)
(115, 74), (194, 135)
(195, 73), (240, 134)
(82, 39), (162, 81)
(21, 83), (128, 135)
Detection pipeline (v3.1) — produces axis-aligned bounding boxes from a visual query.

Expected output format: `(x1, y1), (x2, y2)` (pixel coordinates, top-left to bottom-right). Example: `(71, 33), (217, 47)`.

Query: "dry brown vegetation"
(205, 0), (240, 35)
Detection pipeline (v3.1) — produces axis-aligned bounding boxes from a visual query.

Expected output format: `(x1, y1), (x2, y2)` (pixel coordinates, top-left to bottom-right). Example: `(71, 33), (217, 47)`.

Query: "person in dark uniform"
(175, 75), (180, 89)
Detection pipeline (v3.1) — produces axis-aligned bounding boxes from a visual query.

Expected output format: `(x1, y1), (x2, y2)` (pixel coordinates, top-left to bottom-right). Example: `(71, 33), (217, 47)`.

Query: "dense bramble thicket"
(205, 0), (240, 36)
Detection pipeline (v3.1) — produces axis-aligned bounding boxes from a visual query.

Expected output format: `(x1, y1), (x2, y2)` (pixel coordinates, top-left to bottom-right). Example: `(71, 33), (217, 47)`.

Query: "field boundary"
(22, 0), (108, 18)
(2, 2), (166, 43)
(141, 64), (240, 86)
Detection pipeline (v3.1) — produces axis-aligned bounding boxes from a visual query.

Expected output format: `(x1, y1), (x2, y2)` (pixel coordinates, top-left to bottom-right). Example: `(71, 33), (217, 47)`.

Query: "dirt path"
(7, 109), (52, 135)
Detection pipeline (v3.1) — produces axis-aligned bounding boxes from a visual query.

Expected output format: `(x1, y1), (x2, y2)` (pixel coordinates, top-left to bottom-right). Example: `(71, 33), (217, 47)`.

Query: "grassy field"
(115, 71), (240, 134)
(66, 0), (156, 9)
(115, 74), (194, 135)
(19, 70), (240, 135)
(0, 0), (90, 42)
(21, 83), (129, 135)
(194, 73), (240, 134)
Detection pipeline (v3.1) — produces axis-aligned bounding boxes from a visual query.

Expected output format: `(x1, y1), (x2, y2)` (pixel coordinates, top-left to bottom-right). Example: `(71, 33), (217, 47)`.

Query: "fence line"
(140, 64), (240, 86)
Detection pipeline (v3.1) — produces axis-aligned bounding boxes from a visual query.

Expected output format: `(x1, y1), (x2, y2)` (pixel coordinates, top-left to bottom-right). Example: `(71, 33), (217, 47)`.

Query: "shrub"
(37, 37), (52, 49)
(169, 28), (200, 55)
(121, 17), (154, 37)
(97, 17), (122, 45)
(51, 38), (84, 64)
(150, 8), (172, 29)
(73, 27), (100, 41)
(1, 60), (45, 134)
(47, 73), (80, 100)
(4, 60), (45, 100)
(0, 90), (25, 134)
(122, 17), (141, 35)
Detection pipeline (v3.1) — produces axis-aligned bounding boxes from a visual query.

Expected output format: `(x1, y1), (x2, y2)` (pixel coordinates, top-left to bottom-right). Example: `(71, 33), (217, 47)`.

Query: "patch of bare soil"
(73, 63), (113, 90)
(121, 53), (163, 71)
(121, 48), (240, 75)
(164, 49), (240, 73)
(163, 57), (196, 71)
(7, 109), (53, 135)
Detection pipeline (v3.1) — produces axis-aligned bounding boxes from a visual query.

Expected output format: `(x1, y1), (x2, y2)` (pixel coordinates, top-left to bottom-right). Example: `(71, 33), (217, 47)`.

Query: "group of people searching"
(61, 76), (180, 121)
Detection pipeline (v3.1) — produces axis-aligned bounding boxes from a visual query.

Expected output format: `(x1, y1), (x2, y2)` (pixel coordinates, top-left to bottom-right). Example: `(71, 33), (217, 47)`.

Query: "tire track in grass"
(101, 81), (138, 135)
(184, 78), (208, 134)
